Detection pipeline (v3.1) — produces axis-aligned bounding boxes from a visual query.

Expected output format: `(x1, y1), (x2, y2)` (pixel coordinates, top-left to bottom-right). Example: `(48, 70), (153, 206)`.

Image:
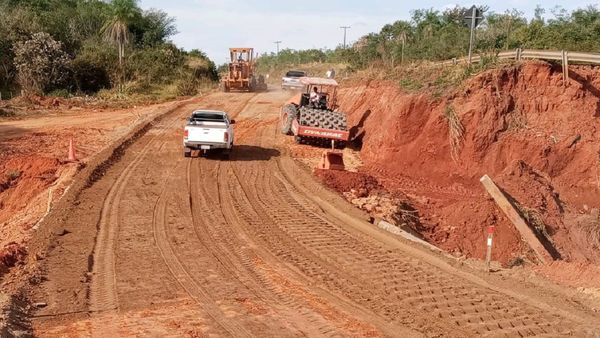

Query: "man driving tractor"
(309, 86), (320, 107)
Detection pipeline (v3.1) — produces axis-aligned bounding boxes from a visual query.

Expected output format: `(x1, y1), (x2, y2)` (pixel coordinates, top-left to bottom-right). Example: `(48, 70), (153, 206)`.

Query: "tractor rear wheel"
(280, 104), (297, 135)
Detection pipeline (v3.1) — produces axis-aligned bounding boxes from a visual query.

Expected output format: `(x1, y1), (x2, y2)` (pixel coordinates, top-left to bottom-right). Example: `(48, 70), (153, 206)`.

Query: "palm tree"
(101, 0), (140, 67)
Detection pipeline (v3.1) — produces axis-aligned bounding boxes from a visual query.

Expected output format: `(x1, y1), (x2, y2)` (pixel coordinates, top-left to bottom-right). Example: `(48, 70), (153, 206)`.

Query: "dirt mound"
(315, 170), (422, 234)
(0, 156), (60, 225)
(0, 156), (62, 251)
(334, 61), (600, 265)
(314, 169), (382, 196)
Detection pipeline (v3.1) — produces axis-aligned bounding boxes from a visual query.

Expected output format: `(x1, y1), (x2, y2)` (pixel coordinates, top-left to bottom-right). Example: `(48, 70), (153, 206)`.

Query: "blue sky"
(139, 0), (596, 63)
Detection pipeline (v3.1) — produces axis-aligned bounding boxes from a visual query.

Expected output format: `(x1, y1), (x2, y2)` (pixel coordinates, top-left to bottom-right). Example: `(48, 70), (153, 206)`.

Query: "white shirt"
(310, 91), (319, 102)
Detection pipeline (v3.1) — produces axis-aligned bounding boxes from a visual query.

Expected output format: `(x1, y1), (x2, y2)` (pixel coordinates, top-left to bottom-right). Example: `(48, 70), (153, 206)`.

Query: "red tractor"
(280, 77), (349, 170)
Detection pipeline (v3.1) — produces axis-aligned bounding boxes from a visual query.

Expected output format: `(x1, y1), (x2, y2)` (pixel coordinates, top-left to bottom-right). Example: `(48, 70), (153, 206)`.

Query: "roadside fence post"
(485, 226), (495, 272)
(562, 50), (569, 87)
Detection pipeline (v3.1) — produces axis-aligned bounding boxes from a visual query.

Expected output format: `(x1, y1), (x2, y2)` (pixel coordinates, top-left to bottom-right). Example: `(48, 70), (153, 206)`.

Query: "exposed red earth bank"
(328, 61), (600, 267)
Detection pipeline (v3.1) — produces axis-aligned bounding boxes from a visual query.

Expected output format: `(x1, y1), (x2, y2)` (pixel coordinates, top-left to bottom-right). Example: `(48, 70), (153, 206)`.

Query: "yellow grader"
(221, 48), (267, 92)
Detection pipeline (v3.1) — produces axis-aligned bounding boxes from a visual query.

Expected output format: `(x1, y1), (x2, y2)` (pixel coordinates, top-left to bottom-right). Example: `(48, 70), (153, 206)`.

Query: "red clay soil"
(534, 261), (600, 289)
(0, 242), (27, 275)
(0, 156), (60, 225)
(333, 61), (600, 266)
(0, 98), (189, 263)
(314, 169), (383, 197)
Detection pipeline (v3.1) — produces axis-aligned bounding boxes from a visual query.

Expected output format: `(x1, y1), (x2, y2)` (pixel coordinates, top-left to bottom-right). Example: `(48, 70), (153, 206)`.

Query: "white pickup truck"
(183, 110), (235, 158)
(281, 70), (306, 90)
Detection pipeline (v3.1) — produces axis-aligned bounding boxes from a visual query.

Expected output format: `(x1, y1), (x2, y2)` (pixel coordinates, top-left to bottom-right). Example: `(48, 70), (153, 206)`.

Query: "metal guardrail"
(436, 48), (600, 86)
(438, 49), (600, 66)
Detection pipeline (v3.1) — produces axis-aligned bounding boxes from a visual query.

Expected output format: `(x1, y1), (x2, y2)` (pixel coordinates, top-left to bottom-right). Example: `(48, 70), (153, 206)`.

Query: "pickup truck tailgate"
(186, 121), (228, 143)
(187, 126), (225, 143)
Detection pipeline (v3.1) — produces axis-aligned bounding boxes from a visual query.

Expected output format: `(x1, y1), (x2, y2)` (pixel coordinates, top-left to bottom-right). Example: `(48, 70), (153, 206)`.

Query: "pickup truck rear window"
(285, 71), (306, 78)
(191, 113), (226, 122)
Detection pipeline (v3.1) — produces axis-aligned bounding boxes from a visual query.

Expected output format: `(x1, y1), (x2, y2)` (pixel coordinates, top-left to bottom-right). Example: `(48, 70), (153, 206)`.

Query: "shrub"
(71, 58), (111, 94)
(0, 108), (15, 117)
(13, 32), (70, 95)
(127, 43), (184, 86)
(175, 73), (199, 96)
(72, 40), (119, 90)
(6, 170), (21, 181)
(47, 89), (70, 98)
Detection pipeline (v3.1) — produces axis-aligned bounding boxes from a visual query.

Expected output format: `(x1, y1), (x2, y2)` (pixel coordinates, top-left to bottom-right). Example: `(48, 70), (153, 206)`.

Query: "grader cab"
(221, 48), (266, 92)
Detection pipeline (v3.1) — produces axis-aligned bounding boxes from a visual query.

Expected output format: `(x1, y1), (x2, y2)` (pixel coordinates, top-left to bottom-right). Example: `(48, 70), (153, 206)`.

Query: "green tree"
(101, 0), (141, 67)
(13, 32), (70, 94)
(132, 9), (177, 47)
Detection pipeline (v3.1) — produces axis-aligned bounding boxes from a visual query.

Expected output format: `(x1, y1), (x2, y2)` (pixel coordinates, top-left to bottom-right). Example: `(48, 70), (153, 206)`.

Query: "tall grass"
(581, 216), (600, 249)
(443, 105), (464, 161)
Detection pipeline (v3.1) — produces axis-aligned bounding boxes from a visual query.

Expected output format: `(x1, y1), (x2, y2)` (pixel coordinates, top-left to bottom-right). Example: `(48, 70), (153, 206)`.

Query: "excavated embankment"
(329, 61), (600, 266)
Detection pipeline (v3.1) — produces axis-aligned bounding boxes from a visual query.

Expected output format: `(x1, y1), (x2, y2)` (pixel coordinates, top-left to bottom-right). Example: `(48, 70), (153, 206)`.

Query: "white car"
(281, 70), (306, 90)
(183, 110), (235, 158)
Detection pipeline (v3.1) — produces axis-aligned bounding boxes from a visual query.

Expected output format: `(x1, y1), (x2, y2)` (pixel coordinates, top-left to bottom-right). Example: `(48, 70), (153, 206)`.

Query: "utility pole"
(468, 7), (476, 64)
(340, 26), (351, 48)
(464, 6), (484, 64)
(274, 41), (282, 55)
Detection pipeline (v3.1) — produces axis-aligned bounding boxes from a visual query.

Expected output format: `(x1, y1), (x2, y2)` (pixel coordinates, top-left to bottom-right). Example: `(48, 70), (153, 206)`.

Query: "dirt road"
(28, 89), (599, 337)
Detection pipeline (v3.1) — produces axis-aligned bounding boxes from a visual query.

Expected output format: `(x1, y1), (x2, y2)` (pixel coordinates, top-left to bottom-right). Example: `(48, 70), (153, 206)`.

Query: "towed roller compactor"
(279, 77), (348, 170)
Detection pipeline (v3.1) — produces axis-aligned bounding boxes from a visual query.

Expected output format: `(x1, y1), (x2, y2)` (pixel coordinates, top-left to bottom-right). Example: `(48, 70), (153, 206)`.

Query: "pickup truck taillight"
(223, 131), (229, 143)
(184, 129), (189, 139)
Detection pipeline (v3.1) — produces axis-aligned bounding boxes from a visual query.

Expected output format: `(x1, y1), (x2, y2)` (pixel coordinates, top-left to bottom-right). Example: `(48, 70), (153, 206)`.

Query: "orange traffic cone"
(67, 138), (77, 162)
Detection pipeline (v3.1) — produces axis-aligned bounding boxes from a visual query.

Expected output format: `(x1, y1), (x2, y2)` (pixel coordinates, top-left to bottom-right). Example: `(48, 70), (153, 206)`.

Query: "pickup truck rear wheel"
(183, 147), (191, 158)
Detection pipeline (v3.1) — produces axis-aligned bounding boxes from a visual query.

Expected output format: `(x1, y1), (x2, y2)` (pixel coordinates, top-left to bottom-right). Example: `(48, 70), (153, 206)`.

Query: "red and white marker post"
(485, 226), (495, 272)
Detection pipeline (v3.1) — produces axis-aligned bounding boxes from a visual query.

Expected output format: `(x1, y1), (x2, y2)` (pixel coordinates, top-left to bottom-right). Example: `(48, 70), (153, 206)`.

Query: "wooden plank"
(480, 175), (551, 264)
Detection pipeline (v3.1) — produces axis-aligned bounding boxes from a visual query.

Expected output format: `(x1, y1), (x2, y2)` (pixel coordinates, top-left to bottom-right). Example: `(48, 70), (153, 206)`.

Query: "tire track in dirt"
(146, 91), (344, 336)
(88, 108), (193, 336)
(151, 159), (248, 337)
(192, 157), (375, 337)
(87, 93), (261, 335)
(217, 118), (416, 337)
(221, 117), (590, 337)
(29, 89), (600, 337)
(223, 162), (405, 337)
(90, 94), (258, 293)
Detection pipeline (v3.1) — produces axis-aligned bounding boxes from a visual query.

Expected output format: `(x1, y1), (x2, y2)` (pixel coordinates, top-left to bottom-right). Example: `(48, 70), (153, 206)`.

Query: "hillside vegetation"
(0, 0), (218, 100)
(257, 5), (600, 72)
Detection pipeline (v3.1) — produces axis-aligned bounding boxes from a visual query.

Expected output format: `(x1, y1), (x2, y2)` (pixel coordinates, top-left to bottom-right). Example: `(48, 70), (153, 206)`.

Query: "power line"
(273, 41), (282, 55)
(340, 26), (351, 48)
